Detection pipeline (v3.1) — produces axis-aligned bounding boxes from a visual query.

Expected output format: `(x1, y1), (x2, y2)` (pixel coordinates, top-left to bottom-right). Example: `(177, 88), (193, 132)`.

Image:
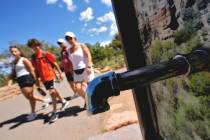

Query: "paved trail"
(0, 69), (142, 140)
(0, 75), (107, 140)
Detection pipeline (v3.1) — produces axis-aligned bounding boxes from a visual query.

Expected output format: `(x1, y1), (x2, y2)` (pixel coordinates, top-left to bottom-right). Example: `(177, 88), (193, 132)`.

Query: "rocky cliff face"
(134, 1), (210, 139)
(135, 0), (210, 47)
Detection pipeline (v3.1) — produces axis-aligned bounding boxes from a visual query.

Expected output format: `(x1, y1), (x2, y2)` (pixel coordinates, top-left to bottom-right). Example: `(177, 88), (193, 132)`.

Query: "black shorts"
(65, 72), (74, 82)
(17, 75), (35, 88)
(43, 80), (55, 90)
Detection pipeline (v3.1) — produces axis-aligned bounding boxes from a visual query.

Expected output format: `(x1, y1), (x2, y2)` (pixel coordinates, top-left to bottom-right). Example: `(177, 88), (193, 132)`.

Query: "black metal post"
(111, 0), (160, 139)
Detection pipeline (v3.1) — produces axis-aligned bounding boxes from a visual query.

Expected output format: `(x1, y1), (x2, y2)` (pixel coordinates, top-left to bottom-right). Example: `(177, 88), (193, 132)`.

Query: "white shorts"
(73, 68), (95, 82)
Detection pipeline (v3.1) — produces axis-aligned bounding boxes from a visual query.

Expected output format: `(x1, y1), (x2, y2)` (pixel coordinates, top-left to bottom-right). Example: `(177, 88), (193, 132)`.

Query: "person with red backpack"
(27, 38), (69, 123)
(57, 38), (78, 99)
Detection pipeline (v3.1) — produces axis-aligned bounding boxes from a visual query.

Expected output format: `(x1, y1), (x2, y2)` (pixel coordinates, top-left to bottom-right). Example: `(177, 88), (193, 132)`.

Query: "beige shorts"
(73, 68), (95, 82)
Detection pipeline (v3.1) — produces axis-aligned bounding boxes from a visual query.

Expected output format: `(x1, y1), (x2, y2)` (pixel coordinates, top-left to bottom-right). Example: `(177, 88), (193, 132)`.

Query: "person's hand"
(60, 73), (64, 81)
(86, 66), (92, 75)
(35, 79), (41, 88)
(7, 84), (12, 90)
(7, 80), (13, 90)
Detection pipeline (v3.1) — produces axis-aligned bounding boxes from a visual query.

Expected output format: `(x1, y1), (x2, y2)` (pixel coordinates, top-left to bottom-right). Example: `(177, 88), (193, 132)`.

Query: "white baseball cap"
(57, 38), (66, 44)
(65, 32), (76, 38)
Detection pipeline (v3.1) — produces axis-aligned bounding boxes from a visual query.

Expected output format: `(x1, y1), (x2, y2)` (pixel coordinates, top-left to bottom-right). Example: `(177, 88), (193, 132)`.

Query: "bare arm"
(7, 67), (15, 88)
(7, 79), (13, 88)
(52, 61), (64, 80)
(23, 58), (36, 80)
(81, 44), (93, 67)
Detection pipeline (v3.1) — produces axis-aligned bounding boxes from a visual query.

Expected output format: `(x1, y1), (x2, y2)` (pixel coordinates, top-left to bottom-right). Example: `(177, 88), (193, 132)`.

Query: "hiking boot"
(26, 113), (37, 121)
(49, 112), (58, 123)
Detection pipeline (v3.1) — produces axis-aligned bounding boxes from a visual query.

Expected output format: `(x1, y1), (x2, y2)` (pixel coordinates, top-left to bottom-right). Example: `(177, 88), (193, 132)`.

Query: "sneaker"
(49, 112), (58, 123)
(61, 101), (69, 111)
(42, 103), (49, 109)
(42, 98), (51, 108)
(43, 98), (51, 103)
(26, 113), (37, 121)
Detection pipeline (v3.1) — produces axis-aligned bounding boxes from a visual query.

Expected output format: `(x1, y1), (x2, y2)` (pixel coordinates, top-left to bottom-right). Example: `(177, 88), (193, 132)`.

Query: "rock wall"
(135, 0), (210, 47)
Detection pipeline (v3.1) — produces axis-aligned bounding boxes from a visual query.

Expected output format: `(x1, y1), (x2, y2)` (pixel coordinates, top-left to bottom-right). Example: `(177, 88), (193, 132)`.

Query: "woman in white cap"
(65, 32), (94, 107)
(57, 38), (78, 98)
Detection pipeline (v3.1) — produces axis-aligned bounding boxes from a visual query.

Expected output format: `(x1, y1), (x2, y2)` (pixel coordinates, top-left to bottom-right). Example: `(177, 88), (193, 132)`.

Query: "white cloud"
(63, 0), (76, 12)
(100, 40), (111, 47)
(110, 22), (118, 35)
(84, 0), (90, 3)
(97, 11), (118, 36)
(88, 26), (108, 35)
(46, 0), (58, 4)
(84, 23), (88, 27)
(99, 26), (108, 32)
(80, 7), (94, 22)
(101, 0), (111, 6)
(97, 11), (115, 23)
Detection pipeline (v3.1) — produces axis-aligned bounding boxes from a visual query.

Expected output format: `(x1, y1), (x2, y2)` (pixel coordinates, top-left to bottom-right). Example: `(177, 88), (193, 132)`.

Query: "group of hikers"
(7, 32), (95, 123)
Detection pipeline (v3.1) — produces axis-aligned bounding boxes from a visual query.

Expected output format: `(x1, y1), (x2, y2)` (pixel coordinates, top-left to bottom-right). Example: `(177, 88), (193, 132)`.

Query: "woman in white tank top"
(15, 57), (30, 78)
(8, 46), (48, 121)
(69, 43), (86, 70)
(65, 32), (94, 108)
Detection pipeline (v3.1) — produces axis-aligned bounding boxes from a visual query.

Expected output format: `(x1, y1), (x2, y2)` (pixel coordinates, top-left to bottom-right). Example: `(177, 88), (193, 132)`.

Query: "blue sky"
(0, 0), (118, 53)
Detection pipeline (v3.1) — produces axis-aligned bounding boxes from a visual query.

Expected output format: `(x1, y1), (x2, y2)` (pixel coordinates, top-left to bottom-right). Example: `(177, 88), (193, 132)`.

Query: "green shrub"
(150, 40), (176, 63)
(0, 73), (7, 87)
(188, 72), (210, 96)
(90, 44), (124, 69)
(174, 22), (195, 45)
(111, 34), (122, 49)
(183, 35), (202, 53)
(173, 92), (210, 139)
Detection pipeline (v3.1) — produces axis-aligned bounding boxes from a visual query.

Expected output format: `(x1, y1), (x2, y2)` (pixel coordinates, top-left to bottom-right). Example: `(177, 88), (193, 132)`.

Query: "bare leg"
(32, 85), (45, 102)
(81, 82), (87, 92)
(54, 89), (65, 102)
(68, 81), (76, 93)
(75, 82), (85, 99)
(32, 95), (45, 102)
(49, 89), (57, 112)
(21, 87), (36, 113)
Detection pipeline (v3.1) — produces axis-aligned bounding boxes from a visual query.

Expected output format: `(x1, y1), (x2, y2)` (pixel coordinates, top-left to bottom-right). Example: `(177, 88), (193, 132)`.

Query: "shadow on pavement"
(59, 105), (85, 118)
(0, 113), (48, 130)
(36, 95), (79, 112)
(65, 94), (79, 101)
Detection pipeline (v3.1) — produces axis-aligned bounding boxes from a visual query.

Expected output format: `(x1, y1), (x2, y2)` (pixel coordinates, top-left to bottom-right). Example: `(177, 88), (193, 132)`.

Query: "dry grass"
(0, 84), (21, 101)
